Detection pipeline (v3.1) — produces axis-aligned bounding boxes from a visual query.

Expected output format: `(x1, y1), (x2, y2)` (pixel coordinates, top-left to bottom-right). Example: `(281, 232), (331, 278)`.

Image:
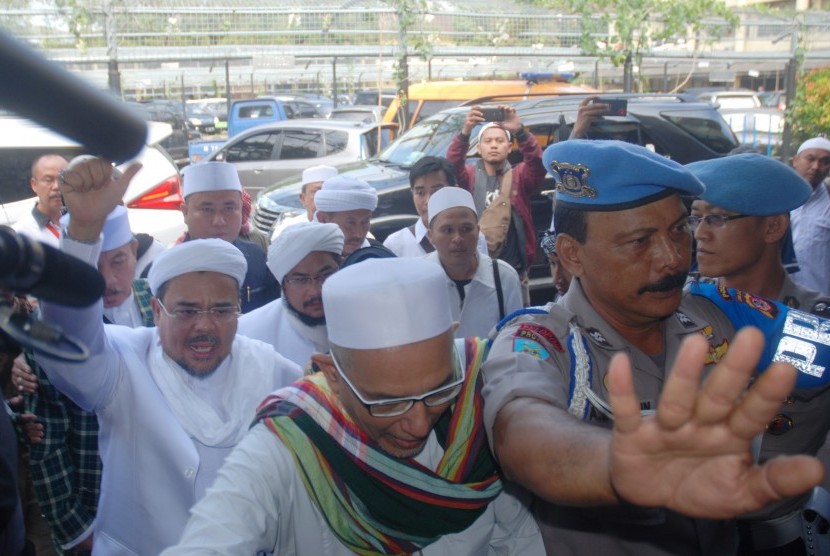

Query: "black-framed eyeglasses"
(330, 348), (465, 418)
(157, 299), (240, 323)
(688, 214), (751, 230)
(283, 271), (336, 288)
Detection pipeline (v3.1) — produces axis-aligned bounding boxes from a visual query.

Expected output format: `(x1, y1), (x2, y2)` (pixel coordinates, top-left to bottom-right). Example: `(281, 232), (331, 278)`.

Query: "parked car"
(252, 94), (738, 300)
(329, 105), (386, 123)
(0, 117), (186, 246)
(185, 104), (217, 135)
(694, 89), (784, 150)
(129, 101), (194, 167)
(187, 98), (228, 130)
(207, 119), (399, 194)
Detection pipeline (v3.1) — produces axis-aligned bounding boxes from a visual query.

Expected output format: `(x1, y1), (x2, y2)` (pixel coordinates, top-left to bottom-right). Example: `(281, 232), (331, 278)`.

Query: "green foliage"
(789, 66), (830, 145)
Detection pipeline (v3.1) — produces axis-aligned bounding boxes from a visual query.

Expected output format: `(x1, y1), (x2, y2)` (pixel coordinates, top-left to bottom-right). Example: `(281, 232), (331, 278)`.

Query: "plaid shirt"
(26, 279), (155, 553)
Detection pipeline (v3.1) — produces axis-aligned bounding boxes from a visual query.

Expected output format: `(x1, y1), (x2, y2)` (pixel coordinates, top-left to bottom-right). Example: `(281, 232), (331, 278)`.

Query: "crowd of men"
(2, 97), (830, 556)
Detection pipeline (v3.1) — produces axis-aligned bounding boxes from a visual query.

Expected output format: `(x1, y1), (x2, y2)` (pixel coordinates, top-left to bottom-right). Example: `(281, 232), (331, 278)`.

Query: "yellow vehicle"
(383, 78), (597, 129)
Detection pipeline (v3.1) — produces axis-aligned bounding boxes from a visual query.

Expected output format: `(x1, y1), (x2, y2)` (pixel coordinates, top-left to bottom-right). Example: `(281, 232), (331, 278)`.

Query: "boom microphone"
(0, 29), (147, 162)
(0, 227), (104, 307)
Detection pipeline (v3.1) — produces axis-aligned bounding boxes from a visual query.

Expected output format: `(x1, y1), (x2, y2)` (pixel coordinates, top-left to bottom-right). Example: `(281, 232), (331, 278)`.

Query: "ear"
(151, 297), (163, 326)
(556, 234), (584, 277)
(316, 211), (329, 223)
(763, 215), (788, 244)
(311, 353), (340, 394)
(180, 202), (188, 216)
(426, 227), (433, 243)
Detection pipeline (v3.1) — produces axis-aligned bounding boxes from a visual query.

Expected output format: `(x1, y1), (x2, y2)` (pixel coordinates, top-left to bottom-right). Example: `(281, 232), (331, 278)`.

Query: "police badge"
(549, 161), (597, 199)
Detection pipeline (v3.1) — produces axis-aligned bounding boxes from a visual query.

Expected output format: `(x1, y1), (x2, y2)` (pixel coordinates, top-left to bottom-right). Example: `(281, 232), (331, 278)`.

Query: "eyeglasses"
(330, 349), (465, 418)
(283, 271), (336, 288)
(157, 299), (240, 323)
(688, 214), (751, 230)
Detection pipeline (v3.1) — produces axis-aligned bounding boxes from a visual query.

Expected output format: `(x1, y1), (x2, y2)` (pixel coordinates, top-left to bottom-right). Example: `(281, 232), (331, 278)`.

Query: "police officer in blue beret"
(481, 140), (830, 555)
(688, 153), (830, 555)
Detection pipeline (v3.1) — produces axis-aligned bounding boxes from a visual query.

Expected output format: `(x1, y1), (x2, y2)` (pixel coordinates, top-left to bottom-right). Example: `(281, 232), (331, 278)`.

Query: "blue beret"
(543, 140), (705, 211)
(686, 154), (811, 216)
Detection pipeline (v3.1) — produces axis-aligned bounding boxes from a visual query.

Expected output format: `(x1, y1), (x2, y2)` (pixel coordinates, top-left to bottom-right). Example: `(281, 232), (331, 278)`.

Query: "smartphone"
(605, 98), (628, 116)
(480, 107), (505, 122)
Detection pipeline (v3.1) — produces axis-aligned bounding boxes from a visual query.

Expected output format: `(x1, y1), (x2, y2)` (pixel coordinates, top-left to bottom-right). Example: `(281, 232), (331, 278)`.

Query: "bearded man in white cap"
(426, 187), (522, 338)
(179, 161), (278, 313)
(238, 222), (344, 367)
(10, 204), (157, 555)
(163, 256), (544, 555)
(790, 137), (830, 294)
(35, 156), (301, 555)
(314, 175), (380, 256)
(270, 165), (338, 241)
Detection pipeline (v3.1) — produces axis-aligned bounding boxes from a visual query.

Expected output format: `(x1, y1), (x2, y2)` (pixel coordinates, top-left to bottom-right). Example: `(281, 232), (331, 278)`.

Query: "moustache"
(637, 272), (688, 295)
(187, 335), (219, 345)
(303, 296), (323, 309)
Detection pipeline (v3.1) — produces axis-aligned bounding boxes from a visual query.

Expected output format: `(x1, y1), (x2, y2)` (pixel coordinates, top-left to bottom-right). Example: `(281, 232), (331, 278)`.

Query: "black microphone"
(0, 29), (147, 162)
(0, 227), (104, 307)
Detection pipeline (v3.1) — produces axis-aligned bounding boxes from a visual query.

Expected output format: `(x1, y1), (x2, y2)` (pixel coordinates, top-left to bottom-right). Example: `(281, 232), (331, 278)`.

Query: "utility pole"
(105, 1), (121, 96)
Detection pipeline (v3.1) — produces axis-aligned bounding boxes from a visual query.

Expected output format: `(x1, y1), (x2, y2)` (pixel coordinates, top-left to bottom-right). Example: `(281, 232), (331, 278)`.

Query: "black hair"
(408, 156), (456, 189)
(553, 203), (588, 244)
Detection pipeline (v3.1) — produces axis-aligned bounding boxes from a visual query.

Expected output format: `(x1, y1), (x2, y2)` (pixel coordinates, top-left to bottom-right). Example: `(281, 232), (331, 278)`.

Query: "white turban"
(61, 205), (134, 252)
(798, 137), (830, 155)
(314, 175), (378, 213)
(478, 122), (511, 142)
(267, 222), (344, 283)
(427, 187), (477, 224)
(323, 257), (452, 349)
(181, 161), (242, 198)
(302, 165), (338, 186)
(148, 238), (248, 295)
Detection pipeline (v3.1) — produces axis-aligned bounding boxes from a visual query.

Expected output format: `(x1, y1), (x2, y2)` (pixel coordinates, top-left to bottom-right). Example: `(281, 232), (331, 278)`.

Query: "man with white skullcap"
(425, 187), (522, 338)
(164, 256), (544, 555)
(35, 156), (301, 555)
(238, 222), (344, 367)
(11, 204), (158, 554)
(790, 137), (830, 294)
(179, 161), (278, 313)
(314, 175), (379, 256)
(269, 165), (338, 241)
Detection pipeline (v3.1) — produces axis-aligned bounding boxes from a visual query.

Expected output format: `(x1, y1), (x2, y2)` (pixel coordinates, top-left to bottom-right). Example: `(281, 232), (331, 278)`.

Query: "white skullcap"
(302, 165), (338, 186)
(101, 205), (134, 252)
(147, 238), (248, 295)
(797, 137), (830, 155)
(181, 161), (242, 198)
(60, 205), (134, 252)
(324, 257), (452, 349)
(314, 175), (378, 213)
(267, 222), (344, 282)
(427, 187), (477, 224)
(478, 122), (511, 142)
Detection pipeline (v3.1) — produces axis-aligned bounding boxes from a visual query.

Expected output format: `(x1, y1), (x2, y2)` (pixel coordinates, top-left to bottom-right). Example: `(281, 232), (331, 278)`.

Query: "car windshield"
(377, 111), (466, 168)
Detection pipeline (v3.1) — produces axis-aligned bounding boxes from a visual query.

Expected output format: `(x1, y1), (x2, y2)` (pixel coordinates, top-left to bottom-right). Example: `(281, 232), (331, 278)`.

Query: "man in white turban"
(790, 137), (830, 294)
(238, 222), (344, 368)
(270, 165), (338, 241)
(314, 175), (379, 257)
(35, 156), (301, 555)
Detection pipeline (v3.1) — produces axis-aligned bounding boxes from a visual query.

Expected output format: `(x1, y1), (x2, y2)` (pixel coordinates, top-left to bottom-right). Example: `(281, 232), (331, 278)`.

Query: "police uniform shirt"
(481, 278), (739, 556)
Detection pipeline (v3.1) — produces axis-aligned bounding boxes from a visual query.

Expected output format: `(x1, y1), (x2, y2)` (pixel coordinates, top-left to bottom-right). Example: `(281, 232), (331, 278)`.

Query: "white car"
(0, 117), (186, 246)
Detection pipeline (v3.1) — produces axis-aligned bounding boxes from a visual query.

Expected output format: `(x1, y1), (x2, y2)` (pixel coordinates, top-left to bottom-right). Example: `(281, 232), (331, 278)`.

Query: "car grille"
(252, 205), (281, 234)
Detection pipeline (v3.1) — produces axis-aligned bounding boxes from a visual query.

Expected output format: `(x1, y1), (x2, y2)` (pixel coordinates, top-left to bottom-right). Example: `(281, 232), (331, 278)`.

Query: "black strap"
(409, 223), (435, 253)
(492, 258), (504, 320)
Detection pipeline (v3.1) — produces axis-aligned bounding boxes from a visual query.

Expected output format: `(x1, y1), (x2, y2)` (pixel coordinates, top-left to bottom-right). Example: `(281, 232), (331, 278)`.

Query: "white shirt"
(424, 252), (523, 338)
(38, 236), (303, 555)
(384, 219), (489, 258)
(102, 293), (143, 328)
(237, 297), (329, 368)
(791, 182), (830, 294)
(162, 425), (544, 556)
(12, 207), (59, 248)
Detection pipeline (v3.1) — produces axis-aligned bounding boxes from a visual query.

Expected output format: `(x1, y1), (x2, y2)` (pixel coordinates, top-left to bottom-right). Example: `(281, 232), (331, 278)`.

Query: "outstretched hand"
(59, 155), (142, 241)
(608, 327), (823, 519)
(570, 96), (608, 140)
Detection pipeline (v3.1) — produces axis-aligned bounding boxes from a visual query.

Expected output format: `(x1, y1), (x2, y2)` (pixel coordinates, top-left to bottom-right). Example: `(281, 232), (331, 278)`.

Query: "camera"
(480, 107), (505, 122)
(605, 98), (628, 117)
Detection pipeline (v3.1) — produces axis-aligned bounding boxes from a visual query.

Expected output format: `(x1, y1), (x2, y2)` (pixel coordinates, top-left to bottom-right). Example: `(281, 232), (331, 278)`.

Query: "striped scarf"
(255, 338), (502, 555)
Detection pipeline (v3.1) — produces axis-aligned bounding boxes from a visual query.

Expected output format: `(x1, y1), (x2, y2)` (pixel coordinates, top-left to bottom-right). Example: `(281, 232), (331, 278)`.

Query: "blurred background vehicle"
(129, 101), (195, 167)
(252, 93), (738, 302)
(328, 105), (386, 123)
(207, 118), (398, 194)
(0, 116), (186, 245)
(693, 88), (784, 152)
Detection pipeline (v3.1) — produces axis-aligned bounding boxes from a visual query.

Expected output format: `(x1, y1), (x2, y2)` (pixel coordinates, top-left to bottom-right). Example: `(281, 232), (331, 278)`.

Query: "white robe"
(237, 297), (329, 368)
(38, 237), (302, 555)
(162, 425), (545, 555)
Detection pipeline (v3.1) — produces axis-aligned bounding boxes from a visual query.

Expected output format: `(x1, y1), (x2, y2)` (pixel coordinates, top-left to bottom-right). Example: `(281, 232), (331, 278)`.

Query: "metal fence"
(2, 1), (830, 98)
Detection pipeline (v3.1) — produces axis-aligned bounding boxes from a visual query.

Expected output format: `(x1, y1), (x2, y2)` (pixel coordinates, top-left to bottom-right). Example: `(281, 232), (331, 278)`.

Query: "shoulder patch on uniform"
(513, 338), (551, 360)
(736, 291), (778, 319)
(516, 323), (564, 352)
(584, 327), (611, 348)
(675, 310), (697, 328)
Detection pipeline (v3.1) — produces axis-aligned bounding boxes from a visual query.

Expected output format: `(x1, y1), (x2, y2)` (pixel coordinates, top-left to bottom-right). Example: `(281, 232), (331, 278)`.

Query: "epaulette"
(494, 307), (549, 334)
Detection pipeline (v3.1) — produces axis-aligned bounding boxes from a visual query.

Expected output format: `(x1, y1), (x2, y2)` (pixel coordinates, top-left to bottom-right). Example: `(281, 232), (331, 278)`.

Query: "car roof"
(0, 116), (173, 148)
